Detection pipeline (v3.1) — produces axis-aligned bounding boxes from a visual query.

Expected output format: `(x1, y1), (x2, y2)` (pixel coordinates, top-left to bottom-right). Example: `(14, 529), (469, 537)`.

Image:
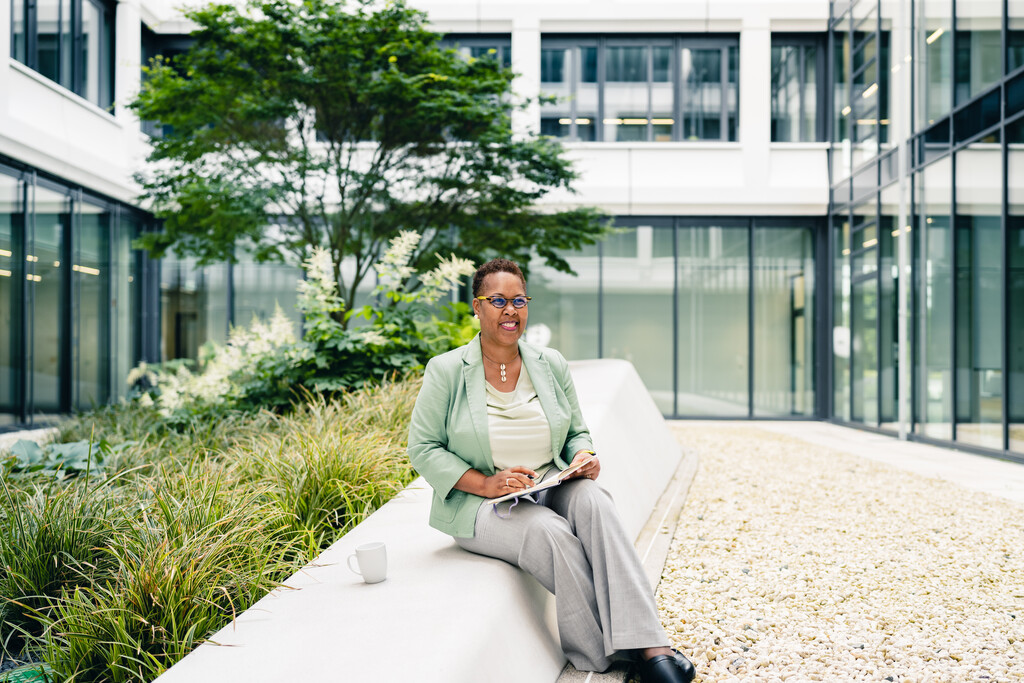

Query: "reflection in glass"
(955, 144), (1003, 450)
(1010, 5), (1024, 73)
(527, 249), (599, 362)
(37, 0), (61, 83)
(681, 47), (737, 141)
(12, 0), (27, 63)
(954, 4), (1001, 105)
(31, 186), (68, 413)
(602, 227), (674, 413)
(878, 198), (901, 431)
(832, 16), (851, 156)
(771, 43), (818, 142)
(917, 0), (952, 129)
(1009, 117), (1024, 453)
(833, 213), (851, 421)
(651, 46), (674, 141)
(540, 47), (574, 139)
(76, 204), (109, 410)
(851, 279), (878, 425)
(113, 215), (140, 399)
(604, 46), (650, 142)
(753, 226), (815, 416)
(81, 0), (103, 106)
(0, 174), (22, 414)
(161, 258), (229, 361)
(678, 225), (748, 415)
(916, 158), (953, 439)
(233, 254), (303, 332)
(578, 47), (598, 141)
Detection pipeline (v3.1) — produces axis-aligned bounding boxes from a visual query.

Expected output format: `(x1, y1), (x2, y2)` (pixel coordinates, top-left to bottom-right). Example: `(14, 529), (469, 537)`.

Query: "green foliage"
(132, 233), (476, 424)
(131, 0), (609, 315)
(2, 439), (138, 479)
(0, 377), (422, 682)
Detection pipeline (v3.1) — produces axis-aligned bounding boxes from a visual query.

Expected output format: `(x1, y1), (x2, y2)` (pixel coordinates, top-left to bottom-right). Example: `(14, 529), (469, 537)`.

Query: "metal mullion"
(15, 175), (29, 423)
(25, 175), (35, 423)
(747, 218), (754, 417)
(721, 45), (728, 141)
(646, 46), (653, 142)
(674, 37), (682, 142)
(597, 239), (603, 358)
(570, 47), (578, 141)
(1001, 95), (1009, 452)
(597, 39), (605, 143)
(950, 150), (958, 442)
(672, 220), (679, 417)
(951, 0), (957, 113)
(875, 179), (883, 427)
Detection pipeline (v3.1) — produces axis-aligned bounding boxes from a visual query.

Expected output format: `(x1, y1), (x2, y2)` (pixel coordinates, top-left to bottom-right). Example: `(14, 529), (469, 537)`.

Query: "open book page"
(484, 457), (595, 505)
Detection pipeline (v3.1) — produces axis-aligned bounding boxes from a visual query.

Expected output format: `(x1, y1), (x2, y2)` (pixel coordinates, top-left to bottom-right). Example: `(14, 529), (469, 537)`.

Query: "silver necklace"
(482, 351), (519, 383)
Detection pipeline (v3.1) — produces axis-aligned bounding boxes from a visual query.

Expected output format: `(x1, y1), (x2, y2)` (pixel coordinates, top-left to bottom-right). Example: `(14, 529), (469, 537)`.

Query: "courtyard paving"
(659, 422), (1023, 682)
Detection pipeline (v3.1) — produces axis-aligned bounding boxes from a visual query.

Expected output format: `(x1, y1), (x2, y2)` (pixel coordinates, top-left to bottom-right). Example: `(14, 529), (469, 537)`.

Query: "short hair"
(472, 258), (526, 297)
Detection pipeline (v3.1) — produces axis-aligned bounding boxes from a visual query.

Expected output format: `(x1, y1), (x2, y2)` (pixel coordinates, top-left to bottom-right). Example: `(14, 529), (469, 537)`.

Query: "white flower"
(417, 253), (476, 303)
(358, 329), (390, 346)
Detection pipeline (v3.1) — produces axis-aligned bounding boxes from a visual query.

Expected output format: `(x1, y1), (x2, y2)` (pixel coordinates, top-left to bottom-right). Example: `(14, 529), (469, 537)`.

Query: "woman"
(407, 258), (695, 683)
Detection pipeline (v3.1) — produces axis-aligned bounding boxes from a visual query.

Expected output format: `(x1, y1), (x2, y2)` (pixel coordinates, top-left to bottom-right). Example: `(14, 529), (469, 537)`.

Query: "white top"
(485, 369), (554, 475)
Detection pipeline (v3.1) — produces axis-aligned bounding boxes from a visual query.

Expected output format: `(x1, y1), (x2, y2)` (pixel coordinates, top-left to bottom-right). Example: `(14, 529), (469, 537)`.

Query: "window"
(540, 36), (739, 143)
(10, 0), (114, 109)
(441, 35), (512, 70)
(771, 35), (826, 142)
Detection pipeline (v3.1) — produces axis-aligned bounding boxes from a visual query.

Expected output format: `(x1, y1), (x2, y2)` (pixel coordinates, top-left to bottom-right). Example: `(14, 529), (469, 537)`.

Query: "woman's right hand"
(482, 466), (537, 498)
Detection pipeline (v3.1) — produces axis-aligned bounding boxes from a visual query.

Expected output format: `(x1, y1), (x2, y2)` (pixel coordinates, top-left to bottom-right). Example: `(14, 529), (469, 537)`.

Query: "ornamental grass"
(0, 376), (421, 683)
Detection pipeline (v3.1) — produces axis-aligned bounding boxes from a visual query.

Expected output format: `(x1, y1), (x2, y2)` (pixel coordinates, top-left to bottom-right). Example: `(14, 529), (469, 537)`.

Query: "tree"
(132, 0), (608, 322)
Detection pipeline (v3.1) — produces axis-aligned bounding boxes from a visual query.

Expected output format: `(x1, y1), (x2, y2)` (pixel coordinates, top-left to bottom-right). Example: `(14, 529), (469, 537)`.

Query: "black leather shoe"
(638, 652), (696, 683)
(672, 649), (696, 682)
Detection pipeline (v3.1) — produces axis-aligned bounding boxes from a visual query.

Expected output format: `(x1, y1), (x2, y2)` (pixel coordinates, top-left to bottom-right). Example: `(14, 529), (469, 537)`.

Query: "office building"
(1, 0), (1021, 462)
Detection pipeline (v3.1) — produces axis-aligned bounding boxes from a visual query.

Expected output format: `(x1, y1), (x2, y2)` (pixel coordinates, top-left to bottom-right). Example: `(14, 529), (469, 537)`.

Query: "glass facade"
(830, 0), (1024, 461)
(10, 0), (115, 109)
(0, 160), (156, 426)
(540, 37), (739, 143)
(531, 218), (819, 419)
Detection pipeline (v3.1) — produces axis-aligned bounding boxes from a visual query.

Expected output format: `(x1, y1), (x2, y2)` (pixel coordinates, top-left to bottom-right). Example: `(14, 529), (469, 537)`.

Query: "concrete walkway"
(741, 420), (1024, 505)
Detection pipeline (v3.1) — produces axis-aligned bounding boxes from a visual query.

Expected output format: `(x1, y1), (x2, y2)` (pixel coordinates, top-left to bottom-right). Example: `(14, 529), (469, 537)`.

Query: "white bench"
(154, 359), (684, 683)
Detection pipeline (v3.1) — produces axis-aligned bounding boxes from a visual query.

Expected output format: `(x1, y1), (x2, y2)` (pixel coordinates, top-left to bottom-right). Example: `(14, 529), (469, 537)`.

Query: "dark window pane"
(653, 46), (672, 82)
(541, 48), (566, 83)
(581, 46), (598, 83)
(606, 46), (647, 82)
(953, 88), (1000, 142)
(12, 0), (27, 63)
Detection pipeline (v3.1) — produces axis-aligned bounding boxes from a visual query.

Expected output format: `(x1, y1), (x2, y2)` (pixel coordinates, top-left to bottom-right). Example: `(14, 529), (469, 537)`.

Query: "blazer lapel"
(461, 336), (492, 469)
(519, 342), (563, 461)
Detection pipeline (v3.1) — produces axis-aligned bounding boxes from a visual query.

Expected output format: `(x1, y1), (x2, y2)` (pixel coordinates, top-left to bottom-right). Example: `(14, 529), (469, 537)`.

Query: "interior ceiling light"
(926, 28), (944, 45)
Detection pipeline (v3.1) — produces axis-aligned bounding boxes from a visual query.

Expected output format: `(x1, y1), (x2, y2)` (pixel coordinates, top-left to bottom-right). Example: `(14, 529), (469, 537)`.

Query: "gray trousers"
(454, 477), (670, 672)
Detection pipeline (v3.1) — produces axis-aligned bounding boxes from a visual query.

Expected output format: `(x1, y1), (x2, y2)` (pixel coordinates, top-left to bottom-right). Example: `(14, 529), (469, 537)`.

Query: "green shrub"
(2, 375), (422, 681)
(131, 232), (475, 425)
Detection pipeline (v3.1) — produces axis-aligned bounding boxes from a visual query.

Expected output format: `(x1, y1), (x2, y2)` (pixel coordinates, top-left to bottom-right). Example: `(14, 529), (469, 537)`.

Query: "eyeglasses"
(476, 296), (531, 309)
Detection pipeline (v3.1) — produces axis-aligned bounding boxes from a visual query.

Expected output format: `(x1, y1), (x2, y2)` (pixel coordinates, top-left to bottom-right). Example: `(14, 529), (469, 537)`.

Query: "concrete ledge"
(154, 359), (684, 683)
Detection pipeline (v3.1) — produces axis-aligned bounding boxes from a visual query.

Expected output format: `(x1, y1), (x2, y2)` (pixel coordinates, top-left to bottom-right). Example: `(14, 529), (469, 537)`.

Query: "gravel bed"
(658, 425), (1024, 683)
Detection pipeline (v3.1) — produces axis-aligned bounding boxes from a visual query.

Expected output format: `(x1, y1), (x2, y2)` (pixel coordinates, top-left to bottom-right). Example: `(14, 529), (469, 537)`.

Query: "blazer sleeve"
(407, 356), (473, 501)
(550, 350), (594, 462)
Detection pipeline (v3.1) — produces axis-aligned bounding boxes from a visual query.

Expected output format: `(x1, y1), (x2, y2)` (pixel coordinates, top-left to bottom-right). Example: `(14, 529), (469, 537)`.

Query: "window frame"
(10, 0), (115, 110)
(540, 34), (740, 143)
(770, 33), (828, 142)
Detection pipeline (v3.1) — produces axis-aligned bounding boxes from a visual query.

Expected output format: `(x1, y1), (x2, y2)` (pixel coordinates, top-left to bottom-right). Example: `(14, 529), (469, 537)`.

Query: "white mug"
(347, 542), (387, 584)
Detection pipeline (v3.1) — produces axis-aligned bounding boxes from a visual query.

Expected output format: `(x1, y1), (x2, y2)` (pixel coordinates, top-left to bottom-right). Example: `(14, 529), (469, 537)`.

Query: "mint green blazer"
(407, 335), (594, 538)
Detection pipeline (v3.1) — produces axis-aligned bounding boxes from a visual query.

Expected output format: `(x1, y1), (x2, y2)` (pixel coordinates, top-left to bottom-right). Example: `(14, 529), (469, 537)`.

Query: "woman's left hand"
(568, 450), (600, 481)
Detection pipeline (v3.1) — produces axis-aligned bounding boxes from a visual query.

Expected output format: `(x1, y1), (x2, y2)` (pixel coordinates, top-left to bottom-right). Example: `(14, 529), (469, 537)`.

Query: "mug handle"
(347, 553), (362, 576)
